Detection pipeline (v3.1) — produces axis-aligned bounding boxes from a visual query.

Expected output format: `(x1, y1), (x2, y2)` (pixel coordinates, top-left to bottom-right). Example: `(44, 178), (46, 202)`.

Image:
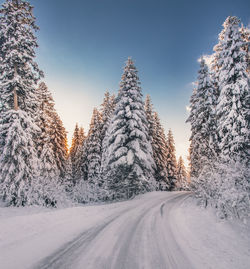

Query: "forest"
(0, 0), (249, 221)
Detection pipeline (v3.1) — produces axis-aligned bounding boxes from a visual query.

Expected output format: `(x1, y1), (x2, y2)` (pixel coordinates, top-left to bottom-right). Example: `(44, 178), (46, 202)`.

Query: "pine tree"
(0, 110), (40, 206)
(144, 95), (155, 139)
(36, 82), (56, 157)
(86, 109), (102, 184)
(187, 17), (250, 219)
(215, 16), (249, 164)
(99, 92), (116, 186)
(186, 87), (200, 178)
(101, 58), (156, 199)
(176, 156), (188, 190)
(152, 112), (169, 190)
(70, 124), (86, 185)
(79, 127), (86, 144)
(0, 0), (44, 206)
(50, 112), (69, 180)
(69, 123), (80, 181)
(166, 129), (177, 190)
(82, 108), (102, 184)
(35, 82), (67, 206)
(100, 91), (116, 141)
(0, 0), (43, 114)
(70, 123), (80, 160)
(187, 58), (218, 179)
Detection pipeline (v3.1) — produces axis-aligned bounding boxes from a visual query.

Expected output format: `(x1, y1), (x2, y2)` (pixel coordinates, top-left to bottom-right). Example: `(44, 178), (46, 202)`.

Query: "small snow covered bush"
(193, 161), (250, 221)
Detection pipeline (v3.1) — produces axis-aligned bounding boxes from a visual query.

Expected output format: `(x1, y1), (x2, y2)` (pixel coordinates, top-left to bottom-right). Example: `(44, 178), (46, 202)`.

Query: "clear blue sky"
(3, 0), (250, 163)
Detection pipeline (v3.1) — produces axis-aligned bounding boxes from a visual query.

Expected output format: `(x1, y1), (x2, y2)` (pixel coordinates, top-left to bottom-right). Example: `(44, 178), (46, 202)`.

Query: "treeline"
(0, 0), (188, 207)
(69, 60), (189, 202)
(187, 16), (250, 220)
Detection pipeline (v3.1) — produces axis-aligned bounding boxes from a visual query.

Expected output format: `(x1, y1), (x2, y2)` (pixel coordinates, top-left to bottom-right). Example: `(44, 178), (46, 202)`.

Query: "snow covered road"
(36, 192), (191, 269)
(0, 192), (249, 269)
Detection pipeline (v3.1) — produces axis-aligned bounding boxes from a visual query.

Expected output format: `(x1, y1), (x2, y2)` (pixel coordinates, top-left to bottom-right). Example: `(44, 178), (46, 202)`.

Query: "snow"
(172, 196), (250, 269)
(0, 192), (249, 269)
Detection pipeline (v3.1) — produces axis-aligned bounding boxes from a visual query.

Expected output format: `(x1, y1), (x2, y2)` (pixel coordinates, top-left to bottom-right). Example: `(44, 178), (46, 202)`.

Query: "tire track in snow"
(34, 206), (134, 269)
(35, 192), (192, 269)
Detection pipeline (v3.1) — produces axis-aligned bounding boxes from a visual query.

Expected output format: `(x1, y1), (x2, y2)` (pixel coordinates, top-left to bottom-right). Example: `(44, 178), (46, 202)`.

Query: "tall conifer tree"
(215, 16), (249, 164)
(102, 58), (156, 198)
(166, 129), (177, 189)
(0, 0), (43, 114)
(0, 0), (43, 205)
(176, 156), (188, 190)
(187, 58), (217, 178)
(152, 112), (169, 190)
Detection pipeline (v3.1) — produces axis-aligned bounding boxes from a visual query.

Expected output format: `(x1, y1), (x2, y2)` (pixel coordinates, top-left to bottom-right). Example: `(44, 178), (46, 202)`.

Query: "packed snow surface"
(0, 192), (249, 269)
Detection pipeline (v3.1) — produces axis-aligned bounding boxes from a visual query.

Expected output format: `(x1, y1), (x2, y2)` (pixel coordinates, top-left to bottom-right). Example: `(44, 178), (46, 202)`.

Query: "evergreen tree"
(0, 0), (43, 114)
(70, 124), (86, 185)
(86, 109), (102, 183)
(36, 82), (56, 157)
(101, 58), (156, 199)
(82, 108), (102, 184)
(215, 16), (249, 164)
(69, 123), (80, 161)
(145, 95), (170, 190)
(166, 129), (177, 189)
(0, 0), (44, 206)
(69, 123), (80, 181)
(176, 156), (188, 190)
(186, 87), (200, 178)
(100, 91), (116, 141)
(152, 112), (169, 190)
(144, 95), (155, 139)
(50, 112), (69, 179)
(188, 16), (250, 220)
(79, 127), (86, 144)
(99, 92), (116, 186)
(35, 82), (67, 205)
(0, 110), (39, 206)
(187, 58), (218, 178)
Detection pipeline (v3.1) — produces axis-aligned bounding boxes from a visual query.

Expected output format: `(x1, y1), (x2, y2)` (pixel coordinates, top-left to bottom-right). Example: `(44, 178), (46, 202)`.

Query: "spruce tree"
(187, 17), (250, 219)
(70, 124), (86, 185)
(50, 112), (69, 180)
(152, 112), (169, 190)
(186, 87), (200, 178)
(176, 156), (188, 190)
(86, 108), (102, 184)
(0, 0), (43, 206)
(144, 95), (155, 139)
(36, 82), (56, 158)
(166, 129), (177, 189)
(100, 91), (116, 141)
(145, 96), (169, 190)
(187, 58), (218, 178)
(35, 82), (67, 206)
(69, 123), (80, 161)
(0, 0), (43, 114)
(101, 58), (156, 199)
(215, 16), (249, 164)
(0, 110), (39, 206)
(69, 123), (80, 181)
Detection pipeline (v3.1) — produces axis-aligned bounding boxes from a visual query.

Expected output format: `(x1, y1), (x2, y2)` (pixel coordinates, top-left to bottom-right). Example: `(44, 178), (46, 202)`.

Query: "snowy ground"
(0, 192), (249, 269)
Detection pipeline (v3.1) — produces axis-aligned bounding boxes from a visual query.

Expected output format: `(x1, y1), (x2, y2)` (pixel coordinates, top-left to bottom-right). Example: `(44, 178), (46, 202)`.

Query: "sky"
(4, 0), (249, 165)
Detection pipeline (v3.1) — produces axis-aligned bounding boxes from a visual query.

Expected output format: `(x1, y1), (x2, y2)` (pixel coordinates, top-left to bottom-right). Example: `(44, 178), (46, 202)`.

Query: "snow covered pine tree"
(166, 129), (178, 190)
(213, 16), (250, 218)
(0, 0), (44, 205)
(101, 58), (156, 199)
